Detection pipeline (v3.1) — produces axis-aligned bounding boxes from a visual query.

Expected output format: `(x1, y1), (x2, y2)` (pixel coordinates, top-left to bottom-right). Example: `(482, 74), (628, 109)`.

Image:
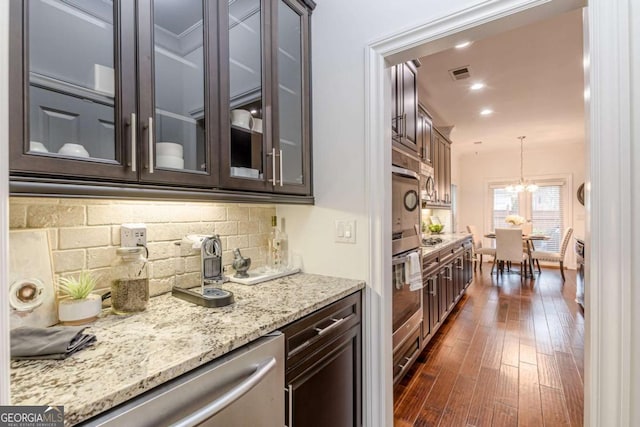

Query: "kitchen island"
(11, 273), (365, 425)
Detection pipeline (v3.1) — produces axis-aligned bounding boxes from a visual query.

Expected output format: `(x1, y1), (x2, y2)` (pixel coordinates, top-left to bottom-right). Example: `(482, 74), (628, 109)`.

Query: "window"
(530, 185), (563, 252)
(490, 179), (567, 253)
(492, 188), (520, 231)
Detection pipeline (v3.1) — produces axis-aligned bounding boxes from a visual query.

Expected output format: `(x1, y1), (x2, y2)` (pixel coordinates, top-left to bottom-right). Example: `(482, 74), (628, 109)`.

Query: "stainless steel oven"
(392, 248), (423, 352)
(392, 166), (421, 255)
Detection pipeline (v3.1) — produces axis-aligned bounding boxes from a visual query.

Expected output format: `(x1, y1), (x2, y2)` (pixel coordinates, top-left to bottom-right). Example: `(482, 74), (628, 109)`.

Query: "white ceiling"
(417, 9), (585, 154)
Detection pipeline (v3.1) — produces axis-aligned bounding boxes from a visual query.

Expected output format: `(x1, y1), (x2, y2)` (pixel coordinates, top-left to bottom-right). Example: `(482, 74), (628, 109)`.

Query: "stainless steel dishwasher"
(81, 333), (284, 427)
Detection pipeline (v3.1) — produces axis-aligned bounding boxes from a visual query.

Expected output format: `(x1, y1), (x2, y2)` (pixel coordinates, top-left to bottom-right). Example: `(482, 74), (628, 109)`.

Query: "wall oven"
(392, 165), (421, 255)
(392, 248), (422, 350)
(391, 148), (423, 384)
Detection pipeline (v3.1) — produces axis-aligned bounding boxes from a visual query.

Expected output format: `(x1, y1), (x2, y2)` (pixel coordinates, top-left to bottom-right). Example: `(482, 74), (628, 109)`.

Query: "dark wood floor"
(394, 264), (584, 427)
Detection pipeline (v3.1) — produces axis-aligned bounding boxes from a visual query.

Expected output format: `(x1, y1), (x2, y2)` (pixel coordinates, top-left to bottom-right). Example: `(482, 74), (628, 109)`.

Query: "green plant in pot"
(57, 271), (102, 325)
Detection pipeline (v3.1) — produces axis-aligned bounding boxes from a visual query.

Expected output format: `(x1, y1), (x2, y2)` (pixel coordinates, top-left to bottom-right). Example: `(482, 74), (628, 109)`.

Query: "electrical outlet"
(335, 220), (356, 244)
(121, 223), (147, 247)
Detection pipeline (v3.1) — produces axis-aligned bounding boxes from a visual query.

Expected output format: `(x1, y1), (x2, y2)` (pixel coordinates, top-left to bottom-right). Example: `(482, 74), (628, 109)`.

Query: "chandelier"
(505, 136), (538, 193)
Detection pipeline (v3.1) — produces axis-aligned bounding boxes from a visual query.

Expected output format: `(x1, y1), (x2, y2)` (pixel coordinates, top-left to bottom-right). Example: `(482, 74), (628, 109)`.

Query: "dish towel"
(11, 326), (97, 360)
(405, 252), (423, 291)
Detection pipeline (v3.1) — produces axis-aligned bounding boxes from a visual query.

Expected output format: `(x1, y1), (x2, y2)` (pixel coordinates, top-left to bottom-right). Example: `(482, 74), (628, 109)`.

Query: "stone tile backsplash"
(9, 197), (275, 297)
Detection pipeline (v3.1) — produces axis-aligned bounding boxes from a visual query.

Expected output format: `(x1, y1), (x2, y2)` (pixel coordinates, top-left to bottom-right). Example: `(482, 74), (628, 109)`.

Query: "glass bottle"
(111, 247), (149, 314)
(280, 217), (289, 270)
(267, 216), (285, 271)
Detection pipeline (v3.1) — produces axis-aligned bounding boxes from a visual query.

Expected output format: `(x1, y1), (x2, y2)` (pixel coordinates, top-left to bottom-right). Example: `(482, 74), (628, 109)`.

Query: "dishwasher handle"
(170, 357), (277, 427)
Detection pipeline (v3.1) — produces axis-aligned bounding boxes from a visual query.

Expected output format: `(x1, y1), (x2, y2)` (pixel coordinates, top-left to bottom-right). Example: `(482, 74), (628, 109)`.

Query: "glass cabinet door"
(10, 0), (136, 180)
(220, 0), (269, 191)
(138, 0), (217, 186)
(275, 0), (308, 193)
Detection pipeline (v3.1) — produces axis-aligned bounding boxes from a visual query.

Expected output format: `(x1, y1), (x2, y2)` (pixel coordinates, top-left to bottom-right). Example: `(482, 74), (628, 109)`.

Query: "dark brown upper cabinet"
(10, 0), (219, 188)
(9, 0), (314, 200)
(418, 104), (432, 165)
(391, 61), (420, 157)
(220, 0), (312, 196)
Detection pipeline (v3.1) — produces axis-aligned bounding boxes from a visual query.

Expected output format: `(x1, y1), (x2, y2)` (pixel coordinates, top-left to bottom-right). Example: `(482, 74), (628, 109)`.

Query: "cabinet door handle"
(279, 149), (284, 187)
(148, 117), (154, 174)
(429, 278), (437, 296)
(170, 357), (276, 427)
(130, 113), (137, 172)
(403, 113), (407, 138)
(313, 316), (347, 336)
(286, 384), (293, 427)
(268, 148), (277, 186)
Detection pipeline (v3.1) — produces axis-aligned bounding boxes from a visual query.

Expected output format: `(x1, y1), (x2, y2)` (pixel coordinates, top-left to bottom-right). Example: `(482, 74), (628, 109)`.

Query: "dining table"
(484, 232), (550, 277)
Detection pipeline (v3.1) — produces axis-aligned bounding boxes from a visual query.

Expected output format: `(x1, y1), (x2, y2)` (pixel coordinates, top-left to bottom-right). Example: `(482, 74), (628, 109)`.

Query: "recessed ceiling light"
(470, 82), (485, 91)
(455, 41), (471, 49)
(480, 109), (493, 116)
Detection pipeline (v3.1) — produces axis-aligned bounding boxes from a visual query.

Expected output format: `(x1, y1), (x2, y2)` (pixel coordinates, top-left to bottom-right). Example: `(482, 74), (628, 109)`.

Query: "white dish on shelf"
(29, 141), (49, 153)
(157, 142), (183, 157)
(157, 155), (184, 169)
(230, 167), (259, 178)
(231, 109), (253, 130)
(228, 267), (301, 285)
(251, 118), (262, 133)
(58, 143), (90, 158)
(93, 64), (115, 97)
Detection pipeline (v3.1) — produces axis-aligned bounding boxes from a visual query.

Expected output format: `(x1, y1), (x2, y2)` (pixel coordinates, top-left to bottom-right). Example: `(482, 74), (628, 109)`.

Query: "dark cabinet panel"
(418, 105), (432, 165)
(391, 62), (420, 156)
(428, 128), (451, 207)
(286, 326), (360, 427)
(10, 0), (136, 181)
(283, 291), (361, 427)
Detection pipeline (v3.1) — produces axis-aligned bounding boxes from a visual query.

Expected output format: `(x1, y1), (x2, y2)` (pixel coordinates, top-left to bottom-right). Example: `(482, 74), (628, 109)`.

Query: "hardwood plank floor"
(394, 264), (584, 426)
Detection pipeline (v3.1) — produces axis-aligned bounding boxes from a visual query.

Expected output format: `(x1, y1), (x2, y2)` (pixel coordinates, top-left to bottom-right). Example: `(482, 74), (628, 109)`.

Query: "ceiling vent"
(449, 66), (471, 81)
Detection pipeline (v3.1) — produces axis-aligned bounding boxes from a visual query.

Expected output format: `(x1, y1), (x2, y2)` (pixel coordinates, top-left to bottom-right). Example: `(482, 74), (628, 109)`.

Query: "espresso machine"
(172, 234), (234, 307)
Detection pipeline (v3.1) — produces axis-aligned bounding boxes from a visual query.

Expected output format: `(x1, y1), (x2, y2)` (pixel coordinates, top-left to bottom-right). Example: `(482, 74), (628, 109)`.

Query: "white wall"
(456, 142), (585, 268)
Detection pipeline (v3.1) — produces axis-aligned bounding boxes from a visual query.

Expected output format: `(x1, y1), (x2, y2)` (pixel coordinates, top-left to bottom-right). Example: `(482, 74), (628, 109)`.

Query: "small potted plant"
(57, 271), (102, 325)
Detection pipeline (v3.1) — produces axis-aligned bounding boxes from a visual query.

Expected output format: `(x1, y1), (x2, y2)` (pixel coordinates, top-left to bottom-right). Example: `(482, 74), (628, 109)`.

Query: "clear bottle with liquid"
(267, 216), (288, 271)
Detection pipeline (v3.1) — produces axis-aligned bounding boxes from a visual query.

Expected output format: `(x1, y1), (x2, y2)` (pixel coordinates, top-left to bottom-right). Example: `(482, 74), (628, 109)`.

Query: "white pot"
(58, 294), (102, 325)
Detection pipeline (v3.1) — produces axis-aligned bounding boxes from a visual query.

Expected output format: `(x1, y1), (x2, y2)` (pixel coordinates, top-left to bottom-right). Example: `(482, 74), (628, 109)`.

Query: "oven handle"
(392, 249), (421, 266)
(392, 165), (419, 180)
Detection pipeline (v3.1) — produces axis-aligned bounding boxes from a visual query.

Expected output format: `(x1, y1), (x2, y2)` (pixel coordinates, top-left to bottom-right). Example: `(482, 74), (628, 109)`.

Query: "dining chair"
(466, 225), (496, 271)
(530, 227), (573, 281)
(492, 228), (528, 276)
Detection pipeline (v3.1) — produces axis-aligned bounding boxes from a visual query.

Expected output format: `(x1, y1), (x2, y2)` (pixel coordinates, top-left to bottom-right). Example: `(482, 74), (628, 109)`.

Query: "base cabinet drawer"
(282, 291), (362, 427)
(393, 325), (421, 384)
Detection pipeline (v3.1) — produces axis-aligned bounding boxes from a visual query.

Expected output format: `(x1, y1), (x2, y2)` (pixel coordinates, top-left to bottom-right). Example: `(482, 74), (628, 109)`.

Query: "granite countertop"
(11, 273), (365, 426)
(421, 232), (472, 255)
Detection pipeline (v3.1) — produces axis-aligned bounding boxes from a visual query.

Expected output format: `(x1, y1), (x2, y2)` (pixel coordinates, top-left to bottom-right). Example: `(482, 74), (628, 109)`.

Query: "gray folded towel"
(11, 326), (97, 360)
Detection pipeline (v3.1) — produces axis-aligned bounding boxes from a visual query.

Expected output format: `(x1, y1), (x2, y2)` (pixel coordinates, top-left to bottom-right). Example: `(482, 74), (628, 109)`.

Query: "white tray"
(228, 268), (301, 285)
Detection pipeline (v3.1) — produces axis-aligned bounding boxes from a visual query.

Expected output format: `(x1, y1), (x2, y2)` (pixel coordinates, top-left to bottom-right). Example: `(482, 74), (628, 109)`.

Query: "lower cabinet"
(463, 239), (473, 288)
(419, 237), (474, 353)
(282, 291), (362, 427)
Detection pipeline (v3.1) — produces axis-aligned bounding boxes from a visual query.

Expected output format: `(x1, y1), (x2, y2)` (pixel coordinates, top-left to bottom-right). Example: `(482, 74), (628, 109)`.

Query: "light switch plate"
(335, 220), (356, 244)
